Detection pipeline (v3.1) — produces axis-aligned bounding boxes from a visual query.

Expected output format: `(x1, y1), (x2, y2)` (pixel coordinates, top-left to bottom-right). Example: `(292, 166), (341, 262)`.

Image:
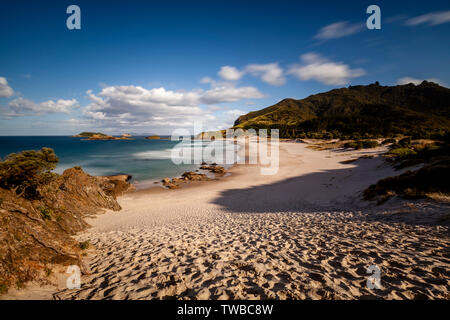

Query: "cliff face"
(234, 81), (450, 138)
(0, 167), (132, 293)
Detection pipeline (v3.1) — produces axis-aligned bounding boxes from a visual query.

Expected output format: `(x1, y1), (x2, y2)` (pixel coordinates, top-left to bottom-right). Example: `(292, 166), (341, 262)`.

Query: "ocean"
(0, 136), (239, 188)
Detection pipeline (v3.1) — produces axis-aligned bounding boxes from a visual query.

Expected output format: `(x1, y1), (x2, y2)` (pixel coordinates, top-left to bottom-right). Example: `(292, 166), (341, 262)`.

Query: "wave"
(132, 141), (241, 163)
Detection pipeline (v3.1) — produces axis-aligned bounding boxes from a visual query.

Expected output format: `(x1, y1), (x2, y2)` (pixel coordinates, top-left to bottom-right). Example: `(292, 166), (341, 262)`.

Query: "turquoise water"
(0, 136), (237, 187)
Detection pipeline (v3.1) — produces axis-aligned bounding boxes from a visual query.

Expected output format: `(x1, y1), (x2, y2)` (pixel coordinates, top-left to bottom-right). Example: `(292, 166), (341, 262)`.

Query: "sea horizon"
(0, 136), (238, 188)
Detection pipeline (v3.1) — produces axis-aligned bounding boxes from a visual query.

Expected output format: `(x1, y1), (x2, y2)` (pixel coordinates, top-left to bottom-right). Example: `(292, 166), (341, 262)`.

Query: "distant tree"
(0, 148), (59, 198)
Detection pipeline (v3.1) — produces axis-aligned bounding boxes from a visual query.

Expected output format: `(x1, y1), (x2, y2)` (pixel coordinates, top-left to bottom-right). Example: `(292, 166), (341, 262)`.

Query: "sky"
(0, 0), (449, 135)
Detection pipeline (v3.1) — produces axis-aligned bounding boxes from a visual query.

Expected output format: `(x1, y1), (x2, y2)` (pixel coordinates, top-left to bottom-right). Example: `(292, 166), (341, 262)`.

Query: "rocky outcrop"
(160, 164), (228, 190)
(181, 171), (209, 181)
(0, 167), (132, 294)
(72, 132), (132, 140)
(85, 134), (131, 141)
(161, 171), (210, 189)
(200, 163), (227, 175)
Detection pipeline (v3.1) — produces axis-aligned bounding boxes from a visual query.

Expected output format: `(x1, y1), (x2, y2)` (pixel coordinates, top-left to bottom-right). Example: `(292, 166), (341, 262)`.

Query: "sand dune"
(31, 142), (450, 299)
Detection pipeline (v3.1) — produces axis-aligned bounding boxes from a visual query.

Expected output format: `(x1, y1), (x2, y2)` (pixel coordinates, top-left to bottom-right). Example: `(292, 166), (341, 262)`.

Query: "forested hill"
(233, 81), (450, 139)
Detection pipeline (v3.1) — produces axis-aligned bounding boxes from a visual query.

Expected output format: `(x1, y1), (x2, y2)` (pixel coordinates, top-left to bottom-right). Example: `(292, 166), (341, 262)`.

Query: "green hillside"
(234, 81), (450, 139)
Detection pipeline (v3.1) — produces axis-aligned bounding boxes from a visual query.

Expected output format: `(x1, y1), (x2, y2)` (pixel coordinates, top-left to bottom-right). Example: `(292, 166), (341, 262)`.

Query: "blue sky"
(0, 0), (449, 135)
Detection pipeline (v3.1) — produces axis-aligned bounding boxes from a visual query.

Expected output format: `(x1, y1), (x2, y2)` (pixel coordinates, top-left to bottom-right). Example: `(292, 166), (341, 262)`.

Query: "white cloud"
(218, 66), (244, 81)
(406, 10), (450, 26)
(0, 77), (14, 98)
(6, 97), (78, 116)
(245, 63), (285, 86)
(287, 53), (366, 86)
(200, 84), (264, 104)
(215, 63), (286, 86)
(81, 83), (264, 133)
(315, 21), (364, 40)
(397, 77), (444, 86)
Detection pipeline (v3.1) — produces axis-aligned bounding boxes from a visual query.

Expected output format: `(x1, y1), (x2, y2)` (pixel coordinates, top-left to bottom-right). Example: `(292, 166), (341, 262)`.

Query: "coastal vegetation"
(0, 149), (132, 294)
(364, 134), (450, 202)
(0, 148), (59, 199)
(343, 140), (379, 150)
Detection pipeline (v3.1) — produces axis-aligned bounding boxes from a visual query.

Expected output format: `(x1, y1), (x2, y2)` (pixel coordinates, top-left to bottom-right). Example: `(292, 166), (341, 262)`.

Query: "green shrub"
(362, 140), (379, 148)
(44, 267), (52, 277)
(344, 141), (362, 149)
(344, 140), (378, 149)
(79, 240), (90, 250)
(364, 158), (450, 201)
(0, 283), (8, 294)
(38, 206), (52, 220)
(389, 148), (417, 158)
(0, 148), (59, 199)
(351, 133), (362, 140)
(389, 143), (402, 149)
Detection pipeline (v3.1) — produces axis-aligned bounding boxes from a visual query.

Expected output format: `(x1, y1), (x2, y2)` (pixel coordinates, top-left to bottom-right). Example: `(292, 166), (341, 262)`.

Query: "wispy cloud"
(314, 21), (364, 40)
(288, 53), (365, 86)
(405, 10), (450, 26)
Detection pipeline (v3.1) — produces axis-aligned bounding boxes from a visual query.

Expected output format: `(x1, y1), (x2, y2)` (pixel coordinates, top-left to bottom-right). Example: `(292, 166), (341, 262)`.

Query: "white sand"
(11, 142), (450, 300)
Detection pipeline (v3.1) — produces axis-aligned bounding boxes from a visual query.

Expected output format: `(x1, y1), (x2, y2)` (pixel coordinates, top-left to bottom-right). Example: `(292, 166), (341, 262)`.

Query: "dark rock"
(200, 165), (226, 175)
(181, 171), (209, 181)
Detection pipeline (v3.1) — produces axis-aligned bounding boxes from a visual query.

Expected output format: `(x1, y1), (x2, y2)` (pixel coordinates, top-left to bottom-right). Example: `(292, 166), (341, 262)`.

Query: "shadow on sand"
(210, 157), (449, 226)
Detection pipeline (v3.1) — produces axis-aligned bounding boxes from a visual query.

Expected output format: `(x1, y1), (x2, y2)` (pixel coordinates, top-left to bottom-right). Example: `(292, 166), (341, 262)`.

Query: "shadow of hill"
(211, 165), (369, 214)
(210, 158), (450, 227)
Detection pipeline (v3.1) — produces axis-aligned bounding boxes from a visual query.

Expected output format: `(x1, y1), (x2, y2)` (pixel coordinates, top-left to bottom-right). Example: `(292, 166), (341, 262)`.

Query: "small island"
(72, 132), (132, 140)
(145, 135), (161, 140)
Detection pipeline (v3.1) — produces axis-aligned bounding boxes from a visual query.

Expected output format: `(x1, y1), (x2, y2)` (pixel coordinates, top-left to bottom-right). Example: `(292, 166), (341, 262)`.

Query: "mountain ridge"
(233, 81), (450, 139)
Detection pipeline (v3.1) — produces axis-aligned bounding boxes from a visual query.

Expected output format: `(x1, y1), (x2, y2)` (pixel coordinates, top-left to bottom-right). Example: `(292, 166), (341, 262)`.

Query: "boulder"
(200, 165), (226, 175)
(181, 171), (209, 181)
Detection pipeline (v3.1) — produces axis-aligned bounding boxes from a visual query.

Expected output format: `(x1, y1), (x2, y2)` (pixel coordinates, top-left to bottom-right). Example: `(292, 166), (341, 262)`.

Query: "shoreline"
(131, 138), (244, 191)
(3, 141), (449, 300)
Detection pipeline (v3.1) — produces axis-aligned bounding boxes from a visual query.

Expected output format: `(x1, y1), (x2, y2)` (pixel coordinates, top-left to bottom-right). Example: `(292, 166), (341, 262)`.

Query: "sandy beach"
(8, 141), (449, 300)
